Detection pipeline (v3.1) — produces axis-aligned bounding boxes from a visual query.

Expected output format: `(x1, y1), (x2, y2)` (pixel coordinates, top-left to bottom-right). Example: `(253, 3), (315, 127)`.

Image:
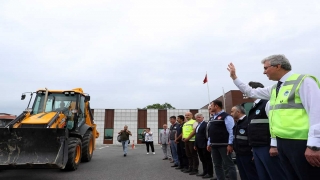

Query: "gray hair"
(195, 113), (203, 118)
(234, 105), (246, 114)
(261, 54), (292, 71)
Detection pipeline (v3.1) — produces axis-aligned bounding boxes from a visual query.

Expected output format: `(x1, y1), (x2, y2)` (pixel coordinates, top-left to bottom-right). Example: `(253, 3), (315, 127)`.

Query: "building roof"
(200, 90), (254, 112)
(0, 113), (16, 120)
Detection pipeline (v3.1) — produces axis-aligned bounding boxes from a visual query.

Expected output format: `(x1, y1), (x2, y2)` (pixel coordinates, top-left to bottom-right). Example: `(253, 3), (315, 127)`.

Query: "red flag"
(203, 74), (208, 84)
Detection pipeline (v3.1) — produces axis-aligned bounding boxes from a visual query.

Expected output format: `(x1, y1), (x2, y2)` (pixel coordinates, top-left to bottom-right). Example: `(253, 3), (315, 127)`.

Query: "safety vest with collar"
(182, 119), (196, 141)
(269, 73), (320, 140)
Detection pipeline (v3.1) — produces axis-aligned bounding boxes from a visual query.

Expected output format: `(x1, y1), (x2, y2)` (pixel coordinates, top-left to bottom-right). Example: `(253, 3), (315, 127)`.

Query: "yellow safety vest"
(269, 73), (320, 140)
(182, 119), (196, 141)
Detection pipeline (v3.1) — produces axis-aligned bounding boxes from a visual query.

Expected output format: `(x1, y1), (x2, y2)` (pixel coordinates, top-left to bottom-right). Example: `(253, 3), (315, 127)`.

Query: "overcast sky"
(1, 1), (320, 115)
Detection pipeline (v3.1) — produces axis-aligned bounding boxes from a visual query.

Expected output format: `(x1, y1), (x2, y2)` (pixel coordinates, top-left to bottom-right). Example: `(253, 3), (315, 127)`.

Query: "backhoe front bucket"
(0, 128), (68, 169)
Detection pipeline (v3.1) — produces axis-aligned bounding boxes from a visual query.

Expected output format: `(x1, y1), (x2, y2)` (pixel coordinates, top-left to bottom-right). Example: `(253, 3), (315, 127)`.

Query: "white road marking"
(98, 146), (109, 149)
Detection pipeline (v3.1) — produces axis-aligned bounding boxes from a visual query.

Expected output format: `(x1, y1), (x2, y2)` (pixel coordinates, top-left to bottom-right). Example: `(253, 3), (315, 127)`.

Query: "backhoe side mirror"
(85, 96), (90, 102)
(21, 94), (26, 100)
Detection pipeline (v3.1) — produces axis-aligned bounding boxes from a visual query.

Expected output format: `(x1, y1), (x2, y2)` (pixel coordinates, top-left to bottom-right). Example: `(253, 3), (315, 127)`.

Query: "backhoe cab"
(0, 88), (99, 171)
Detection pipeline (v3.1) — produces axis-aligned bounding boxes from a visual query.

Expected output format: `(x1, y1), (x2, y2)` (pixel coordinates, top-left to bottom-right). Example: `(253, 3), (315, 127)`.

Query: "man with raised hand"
(227, 54), (320, 179)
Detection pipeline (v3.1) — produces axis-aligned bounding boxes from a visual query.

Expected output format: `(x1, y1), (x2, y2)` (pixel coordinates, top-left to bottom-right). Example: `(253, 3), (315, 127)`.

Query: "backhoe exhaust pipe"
(42, 88), (49, 113)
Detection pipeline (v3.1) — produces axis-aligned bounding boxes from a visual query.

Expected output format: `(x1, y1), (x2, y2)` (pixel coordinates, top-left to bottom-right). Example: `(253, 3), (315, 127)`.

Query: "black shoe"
(162, 158), (168, 160)
(196, 173), (205, 176)
(181, 168), (188, 172)
(171, 164), (178, 167)
(183, 168), (192, 173)
(124, 154), (126, 157)
(202, 174), (213, 179)
(189, 170), (198, 175)
(175, 166), (183, 169)
(209, 178), (217, 180)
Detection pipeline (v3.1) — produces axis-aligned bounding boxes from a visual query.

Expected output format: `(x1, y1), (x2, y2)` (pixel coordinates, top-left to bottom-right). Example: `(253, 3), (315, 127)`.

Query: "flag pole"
(203, 72), (211, 120)
(206, 72), (211, 106)
(222, 87), (226, 111)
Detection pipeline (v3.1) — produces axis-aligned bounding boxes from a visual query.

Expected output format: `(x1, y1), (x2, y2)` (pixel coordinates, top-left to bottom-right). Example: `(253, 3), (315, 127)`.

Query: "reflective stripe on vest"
(210, 143), (228, 146)
(236, 135), (248, 140)
(250, 119), (269, 124)
(269, 74), (320, 140)
(182, 119), (196, 141)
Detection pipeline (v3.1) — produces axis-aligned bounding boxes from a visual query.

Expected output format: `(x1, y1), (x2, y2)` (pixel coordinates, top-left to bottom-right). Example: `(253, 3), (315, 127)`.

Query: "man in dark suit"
(194, 113), (214, 179)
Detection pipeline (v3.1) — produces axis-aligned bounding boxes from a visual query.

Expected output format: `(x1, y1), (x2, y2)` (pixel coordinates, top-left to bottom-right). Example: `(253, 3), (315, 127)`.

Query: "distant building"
(91, 108), (209, 145)
(200, 90), (254, 115)
(0, 113), (16, 127)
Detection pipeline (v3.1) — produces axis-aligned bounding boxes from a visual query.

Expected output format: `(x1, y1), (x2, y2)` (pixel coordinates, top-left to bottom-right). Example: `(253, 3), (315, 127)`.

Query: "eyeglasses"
(264, 65), (274, 70)
(264, 64), (279, 70)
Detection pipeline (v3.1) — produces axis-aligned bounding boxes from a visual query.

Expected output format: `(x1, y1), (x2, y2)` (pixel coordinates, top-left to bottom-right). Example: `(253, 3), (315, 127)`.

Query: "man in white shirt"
(227, 54), (320, 179)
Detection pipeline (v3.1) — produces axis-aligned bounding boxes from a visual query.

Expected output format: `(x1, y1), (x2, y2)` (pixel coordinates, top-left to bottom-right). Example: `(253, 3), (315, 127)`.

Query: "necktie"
(276, 81), (283, 97)
(164, 129), (166, 135)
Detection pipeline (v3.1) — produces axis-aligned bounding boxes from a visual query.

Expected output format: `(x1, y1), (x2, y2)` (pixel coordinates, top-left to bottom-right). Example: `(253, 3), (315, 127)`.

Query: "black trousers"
(197, 147), (213, 176)
(236, 154), (259, 180)
(145, 141), (154, 152)
(177, 140), (188, 168)
(277, 137), (320, 180)
(185, 141), (199, 170)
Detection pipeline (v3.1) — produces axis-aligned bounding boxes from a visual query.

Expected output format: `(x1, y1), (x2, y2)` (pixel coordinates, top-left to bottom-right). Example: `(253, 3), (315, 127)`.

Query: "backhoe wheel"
(64, 137), (82, 171)
(81, 130), (94, 162)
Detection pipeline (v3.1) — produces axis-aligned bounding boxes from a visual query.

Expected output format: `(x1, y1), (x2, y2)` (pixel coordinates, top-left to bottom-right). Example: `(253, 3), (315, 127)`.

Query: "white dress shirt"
(234, 71), (320, 147)
(196, 120), (204, 133)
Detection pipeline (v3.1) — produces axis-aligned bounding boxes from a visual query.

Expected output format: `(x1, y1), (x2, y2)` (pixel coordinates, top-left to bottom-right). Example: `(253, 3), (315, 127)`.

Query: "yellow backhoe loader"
(0, 88), (99, 171)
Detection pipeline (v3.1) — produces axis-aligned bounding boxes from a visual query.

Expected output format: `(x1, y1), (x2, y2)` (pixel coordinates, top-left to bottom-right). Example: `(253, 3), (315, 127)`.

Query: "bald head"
(230, 105), (246, 121)
(185, 112), (193, 120)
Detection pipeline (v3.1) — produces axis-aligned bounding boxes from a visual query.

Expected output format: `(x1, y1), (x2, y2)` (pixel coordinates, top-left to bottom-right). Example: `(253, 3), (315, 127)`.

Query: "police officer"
(207, 100), (237, 180)
(247, 81), (287, 180)
(231, 105), (258, 180)
(228, 54), (320, 179)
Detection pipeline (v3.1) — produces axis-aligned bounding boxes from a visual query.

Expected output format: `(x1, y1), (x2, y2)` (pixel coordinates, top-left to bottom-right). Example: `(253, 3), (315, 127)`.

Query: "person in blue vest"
(228, 54), (320, 179)
(207, 100), (237, 180)
(231, 105), (259, 180)
(169, 116), (180, 167)
(175, 115), (189, 171)
(247, 81), (287, 180)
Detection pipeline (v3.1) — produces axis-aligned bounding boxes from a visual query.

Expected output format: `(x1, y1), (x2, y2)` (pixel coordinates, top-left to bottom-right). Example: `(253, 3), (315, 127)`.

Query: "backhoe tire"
(63, 137), (82, 171)
(81, 130), (94, 162)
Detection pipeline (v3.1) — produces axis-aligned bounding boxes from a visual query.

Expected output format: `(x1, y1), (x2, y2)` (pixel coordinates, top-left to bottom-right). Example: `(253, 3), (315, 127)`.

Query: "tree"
(140, 102), (176, 109)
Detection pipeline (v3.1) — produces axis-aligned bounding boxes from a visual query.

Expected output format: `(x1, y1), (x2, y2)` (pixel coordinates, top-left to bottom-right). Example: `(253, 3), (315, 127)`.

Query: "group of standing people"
(159, 112), (215, 179)
(118, 54), (320, 180)
(157, 54), (320, 180)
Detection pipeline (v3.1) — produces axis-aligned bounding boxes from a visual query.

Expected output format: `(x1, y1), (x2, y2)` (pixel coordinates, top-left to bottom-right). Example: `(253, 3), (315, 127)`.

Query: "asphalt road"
(0, 144), (240, 180)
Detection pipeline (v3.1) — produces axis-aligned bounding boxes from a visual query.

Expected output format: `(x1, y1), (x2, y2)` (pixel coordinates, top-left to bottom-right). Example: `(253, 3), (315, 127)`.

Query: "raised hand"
(227, 63), (238, 80)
